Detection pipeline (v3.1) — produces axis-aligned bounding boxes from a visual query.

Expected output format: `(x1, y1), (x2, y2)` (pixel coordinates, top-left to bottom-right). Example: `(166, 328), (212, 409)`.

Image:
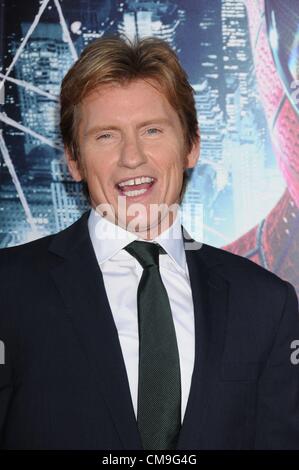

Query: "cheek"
(158, 144), (184, 171)
(82, 152), (110, 182)
(166, 155), (185, 175)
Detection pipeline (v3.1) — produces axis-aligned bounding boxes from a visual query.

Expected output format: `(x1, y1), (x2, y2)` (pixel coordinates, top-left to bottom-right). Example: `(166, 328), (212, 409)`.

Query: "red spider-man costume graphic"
(222, 0), (299, 295)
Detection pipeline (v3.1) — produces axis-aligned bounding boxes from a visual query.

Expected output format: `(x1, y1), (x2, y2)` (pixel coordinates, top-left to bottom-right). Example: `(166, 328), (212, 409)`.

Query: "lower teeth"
(122, 188), (147, 196)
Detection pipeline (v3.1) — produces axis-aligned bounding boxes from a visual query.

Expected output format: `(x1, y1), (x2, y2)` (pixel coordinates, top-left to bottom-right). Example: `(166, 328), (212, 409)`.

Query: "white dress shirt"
(88, 207), (195, 423)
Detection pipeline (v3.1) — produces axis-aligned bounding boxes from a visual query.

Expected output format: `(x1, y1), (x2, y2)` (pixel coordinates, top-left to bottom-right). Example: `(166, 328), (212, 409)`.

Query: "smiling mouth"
(115, 179), (156, 199)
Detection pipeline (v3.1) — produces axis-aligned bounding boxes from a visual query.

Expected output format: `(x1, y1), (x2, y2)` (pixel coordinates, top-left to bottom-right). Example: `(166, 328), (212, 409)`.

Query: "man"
(0, 36), (299, 450)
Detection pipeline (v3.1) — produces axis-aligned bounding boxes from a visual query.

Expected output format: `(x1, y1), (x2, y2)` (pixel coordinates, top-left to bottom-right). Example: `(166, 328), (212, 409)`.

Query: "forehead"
(79, 79), (179, 124)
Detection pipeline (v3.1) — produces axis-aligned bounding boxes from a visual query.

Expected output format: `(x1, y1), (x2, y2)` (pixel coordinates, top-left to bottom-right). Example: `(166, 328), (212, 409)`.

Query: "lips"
(118, 181), (154, 192)
(115, 176), (156, 192)
(116, 179), (156, 199)
(116, 176), (155, 186)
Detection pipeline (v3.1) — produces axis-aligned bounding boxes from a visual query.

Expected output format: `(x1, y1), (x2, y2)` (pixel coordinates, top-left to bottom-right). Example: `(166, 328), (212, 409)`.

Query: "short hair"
(60, 36), (199, 203)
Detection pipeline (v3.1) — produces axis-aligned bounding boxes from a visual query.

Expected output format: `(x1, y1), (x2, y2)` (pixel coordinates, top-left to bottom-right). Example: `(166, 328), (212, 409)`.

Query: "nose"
(118, 132), (147, 169)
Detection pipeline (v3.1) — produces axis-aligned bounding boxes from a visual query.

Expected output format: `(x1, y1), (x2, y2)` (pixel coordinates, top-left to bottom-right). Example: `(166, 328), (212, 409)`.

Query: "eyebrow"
(83, 118), (172, 137)
(83, 125), (118, 137)
(137, 118), (172, 128)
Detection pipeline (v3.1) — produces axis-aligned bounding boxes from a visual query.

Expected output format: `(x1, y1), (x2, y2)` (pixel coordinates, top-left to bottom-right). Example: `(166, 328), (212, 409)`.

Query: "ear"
(185, 129), (200, 169)
(65, 147), (83, 182)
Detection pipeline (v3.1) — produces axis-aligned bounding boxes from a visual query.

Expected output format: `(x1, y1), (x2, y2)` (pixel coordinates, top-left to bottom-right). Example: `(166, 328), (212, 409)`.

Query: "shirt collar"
(88, 206), (187, 274)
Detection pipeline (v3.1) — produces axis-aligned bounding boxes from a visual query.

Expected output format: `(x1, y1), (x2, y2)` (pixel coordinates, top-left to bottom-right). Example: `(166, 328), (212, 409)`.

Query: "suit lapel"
(48, 210), (143, 450)
(176, 228), (230, 449)
(48, 212), (230, 450)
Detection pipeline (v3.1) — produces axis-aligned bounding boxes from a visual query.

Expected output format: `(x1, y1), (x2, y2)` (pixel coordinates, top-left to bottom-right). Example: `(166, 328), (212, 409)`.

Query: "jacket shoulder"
(0, 210), (90, 269)
(0, 233), (55, 267)
(200, 242), (290, 292)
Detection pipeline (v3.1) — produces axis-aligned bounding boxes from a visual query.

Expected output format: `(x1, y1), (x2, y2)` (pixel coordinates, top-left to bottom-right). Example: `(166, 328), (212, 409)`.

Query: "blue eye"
(146, 128), (161, 135)
(96, 133), (111, 140)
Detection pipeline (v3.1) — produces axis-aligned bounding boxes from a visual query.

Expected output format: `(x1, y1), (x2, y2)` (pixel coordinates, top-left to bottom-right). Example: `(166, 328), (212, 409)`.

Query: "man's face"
(67, 79), (199, 239)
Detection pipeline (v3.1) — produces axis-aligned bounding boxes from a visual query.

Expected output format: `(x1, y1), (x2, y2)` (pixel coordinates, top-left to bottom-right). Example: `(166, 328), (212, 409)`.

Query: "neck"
(127, 210), (178, 240)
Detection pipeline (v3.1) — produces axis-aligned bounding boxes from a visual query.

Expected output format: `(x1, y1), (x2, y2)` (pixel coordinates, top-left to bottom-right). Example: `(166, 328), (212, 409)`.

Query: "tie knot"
(124, 240), (166, 269)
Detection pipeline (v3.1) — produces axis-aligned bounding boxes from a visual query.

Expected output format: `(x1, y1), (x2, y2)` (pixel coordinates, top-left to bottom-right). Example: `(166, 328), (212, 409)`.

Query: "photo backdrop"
(0, 0), (299, 296)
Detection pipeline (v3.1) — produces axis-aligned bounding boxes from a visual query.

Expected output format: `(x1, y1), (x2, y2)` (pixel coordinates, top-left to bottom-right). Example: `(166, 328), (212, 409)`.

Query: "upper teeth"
(118, 176), (154, 187)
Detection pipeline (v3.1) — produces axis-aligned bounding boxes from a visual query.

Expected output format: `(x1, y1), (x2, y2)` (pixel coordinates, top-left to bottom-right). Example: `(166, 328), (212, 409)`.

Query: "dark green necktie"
(124, 240), (181, 450)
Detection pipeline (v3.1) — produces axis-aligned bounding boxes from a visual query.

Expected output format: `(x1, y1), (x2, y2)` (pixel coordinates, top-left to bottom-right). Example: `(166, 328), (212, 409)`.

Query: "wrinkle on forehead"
(78, 79), (182, 137)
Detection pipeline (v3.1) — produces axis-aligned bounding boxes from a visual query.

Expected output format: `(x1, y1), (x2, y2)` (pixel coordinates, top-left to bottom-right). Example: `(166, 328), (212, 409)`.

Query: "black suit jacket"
(0, 209), (299, 450)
